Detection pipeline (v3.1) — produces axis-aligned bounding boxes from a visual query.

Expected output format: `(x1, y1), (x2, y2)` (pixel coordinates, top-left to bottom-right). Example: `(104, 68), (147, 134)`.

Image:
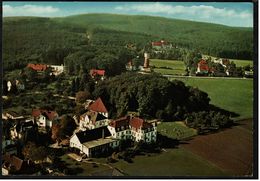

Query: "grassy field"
(171, 77), (253, 120)
(204, 55), (253, 67)
(230, 59), (253, 67)
(150, 59), (186, 75)
(112, 148), (228, 176)
(157, 121), (197, 140)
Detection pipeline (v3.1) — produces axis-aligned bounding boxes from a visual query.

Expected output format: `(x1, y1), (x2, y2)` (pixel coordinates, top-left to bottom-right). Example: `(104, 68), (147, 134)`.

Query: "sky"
(2, 2), (254, 27)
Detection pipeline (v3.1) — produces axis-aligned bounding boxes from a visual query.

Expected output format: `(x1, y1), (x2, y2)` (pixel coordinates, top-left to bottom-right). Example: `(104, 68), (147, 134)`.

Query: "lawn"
(171, 77), (253, 120)
(157, 121), (197, 140)
(112, 148), (229, 176)
(150, 59), (185, 75)
(230, 59), (253, 67)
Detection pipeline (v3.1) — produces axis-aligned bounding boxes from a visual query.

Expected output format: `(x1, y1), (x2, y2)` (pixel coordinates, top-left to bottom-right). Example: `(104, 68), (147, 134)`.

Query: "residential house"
(49, 64), (64, 76)
(79, 111), (110, 131)
(27, 64), (47, 72)
(151, 40), (172, 52)
(32, 109), (58, 128)
(70, 126), (119, 157)
(2, 154), (29, 175)
(10, 120), (36, 141)
(196, 59), (209, 75)
(89, 69), (105, 81)
(87, 97), (109, 118)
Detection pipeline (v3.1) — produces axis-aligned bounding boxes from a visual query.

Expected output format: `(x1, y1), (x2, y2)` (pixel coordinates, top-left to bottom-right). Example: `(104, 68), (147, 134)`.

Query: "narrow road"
(163, 74), (253, 80)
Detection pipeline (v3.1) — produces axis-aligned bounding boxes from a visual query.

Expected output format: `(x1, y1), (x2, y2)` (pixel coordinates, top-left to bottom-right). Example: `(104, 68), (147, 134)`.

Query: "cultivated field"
(171, 77), (253, 120)
(181, 119), (253, 176)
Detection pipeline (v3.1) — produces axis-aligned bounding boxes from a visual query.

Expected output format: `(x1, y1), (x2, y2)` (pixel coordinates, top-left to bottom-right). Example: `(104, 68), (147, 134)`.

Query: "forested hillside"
(54, 14), (253, 59)
(3, 14), (253, 71)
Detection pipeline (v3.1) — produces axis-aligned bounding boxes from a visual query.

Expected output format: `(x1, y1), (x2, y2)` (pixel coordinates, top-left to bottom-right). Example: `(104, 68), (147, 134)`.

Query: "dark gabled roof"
(75, 126), (111, 144)
(96, 113), (107, 121)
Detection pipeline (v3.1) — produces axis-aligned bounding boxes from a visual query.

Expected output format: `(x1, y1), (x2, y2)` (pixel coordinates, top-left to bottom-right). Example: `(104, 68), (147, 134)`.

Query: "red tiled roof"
(90, 69), (105, 76)
(129, 117), (153, 130)
(27, 64), (47, 71)
(109, 116), (130, 129)
(88, 98), (108, 113)
(32, 109), (58, 121)
(198, 59), (209, 71)
(129, 117), (143, 129)
(152, 40), (168, 46)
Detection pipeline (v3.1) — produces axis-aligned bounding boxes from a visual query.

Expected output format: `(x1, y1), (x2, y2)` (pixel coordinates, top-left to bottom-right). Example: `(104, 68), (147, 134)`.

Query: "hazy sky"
(3, 2), (254, 27)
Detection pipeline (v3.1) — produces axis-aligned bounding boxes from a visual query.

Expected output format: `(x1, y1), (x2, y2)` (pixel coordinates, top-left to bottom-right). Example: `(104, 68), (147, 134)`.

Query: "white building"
(32, 109), (58, 128)
(49, 64), (64, 76)
(70, 126), (119, 157)
(108, 116), (157, 143)
(79, 111), (111, 131)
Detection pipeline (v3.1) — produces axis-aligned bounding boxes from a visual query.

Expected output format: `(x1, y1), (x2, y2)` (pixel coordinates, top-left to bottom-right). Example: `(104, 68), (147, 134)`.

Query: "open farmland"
(170, 77), (253, 120)
(150, 59), (186, 75)
(181, 119), (253, 176)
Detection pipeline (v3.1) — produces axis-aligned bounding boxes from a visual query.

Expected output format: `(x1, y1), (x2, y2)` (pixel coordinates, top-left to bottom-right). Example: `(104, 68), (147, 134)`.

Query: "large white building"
(70, 116), (157, 157)
(108, 116), (157, 143)
(70, 126), (119, 157)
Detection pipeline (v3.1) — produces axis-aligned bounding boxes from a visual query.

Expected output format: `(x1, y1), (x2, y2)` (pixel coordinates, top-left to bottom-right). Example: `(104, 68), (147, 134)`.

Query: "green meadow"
(112, 148), (228, 176)
(150, 59), (186, 75)
(171, 77), (253, 120)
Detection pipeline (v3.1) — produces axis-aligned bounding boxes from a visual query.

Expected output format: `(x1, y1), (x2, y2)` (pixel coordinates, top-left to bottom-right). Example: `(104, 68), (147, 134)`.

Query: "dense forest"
(93, 72), (210, 120)
(3, 14), (253, 71)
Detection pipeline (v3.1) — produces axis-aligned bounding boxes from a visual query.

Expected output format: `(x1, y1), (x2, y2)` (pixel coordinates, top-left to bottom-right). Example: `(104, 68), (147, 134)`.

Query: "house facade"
(196, 59), (209, 75)
(32, 109), (58, 128)
(108, 116), (157, 143)
(79, 111), (110, 131)
(89, 69), (105, 81)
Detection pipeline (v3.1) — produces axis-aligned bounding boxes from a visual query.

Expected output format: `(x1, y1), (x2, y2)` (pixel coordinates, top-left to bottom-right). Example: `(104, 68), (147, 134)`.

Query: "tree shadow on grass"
(209, 104), (240, 118)
(157, 133), (190, 149)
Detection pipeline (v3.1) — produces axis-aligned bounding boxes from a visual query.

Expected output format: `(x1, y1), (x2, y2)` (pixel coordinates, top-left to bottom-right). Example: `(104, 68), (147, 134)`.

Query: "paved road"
(163, 74), (253, 80)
